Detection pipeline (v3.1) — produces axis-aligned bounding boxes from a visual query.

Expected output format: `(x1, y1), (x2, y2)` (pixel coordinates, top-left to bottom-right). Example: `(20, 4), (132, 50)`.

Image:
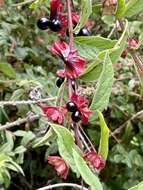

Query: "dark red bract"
(51, 41), (86, 79)
(50, 0), (63, 19)
(48, 156), (69, 179)
(50, 0), (79, 35)
(42, 106), (66, 124)
(128, 38), (140, 50)
(84, 151), (106, 171)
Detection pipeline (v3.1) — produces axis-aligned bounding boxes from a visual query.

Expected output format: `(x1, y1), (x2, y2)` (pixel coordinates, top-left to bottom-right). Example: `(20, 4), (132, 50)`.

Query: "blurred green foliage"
(0, 0), (143, 190)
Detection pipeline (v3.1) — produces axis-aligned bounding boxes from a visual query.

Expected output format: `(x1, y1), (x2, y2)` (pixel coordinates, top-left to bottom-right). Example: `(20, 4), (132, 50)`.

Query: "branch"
(112, 110), (143, 136)
(12, 0), (36, 7)
(0, 114), (41, 131)
(0, 97), (56, 107)
(37, 183), (89, 190)
(107, 22), (117, 38)
(66, 0), (74, 49)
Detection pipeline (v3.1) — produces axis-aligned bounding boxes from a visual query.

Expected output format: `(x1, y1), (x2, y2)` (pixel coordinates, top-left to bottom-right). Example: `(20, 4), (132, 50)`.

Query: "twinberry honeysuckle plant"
(36, 0), (109, 188)
(37, 0), (106, 185)
(1, 0), (143, 189)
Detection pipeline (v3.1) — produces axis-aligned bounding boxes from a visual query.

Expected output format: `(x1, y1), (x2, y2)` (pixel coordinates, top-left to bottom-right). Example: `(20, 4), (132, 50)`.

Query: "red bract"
(48, 156), (69, 179)
(50, 0), (63, 19)
(51, 41), (86, 79)
(42, 106), (66, 124)
(128, 38), (140, 50)
(84, 151), (106, 171)
(70, 93), (92, 124)
(59, 12), (79, 36)
(50, 0), (79, 36)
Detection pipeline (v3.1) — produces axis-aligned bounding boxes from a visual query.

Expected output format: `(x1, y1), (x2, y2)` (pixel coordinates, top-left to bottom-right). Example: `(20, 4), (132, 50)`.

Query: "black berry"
(49, 18), (62, 32)
(37, 17), (50, 30)
(72, 111), (81, 122)
(66, 102), (77, 112)
(56, 77), (64, 88)
(77, 27), (91, 36)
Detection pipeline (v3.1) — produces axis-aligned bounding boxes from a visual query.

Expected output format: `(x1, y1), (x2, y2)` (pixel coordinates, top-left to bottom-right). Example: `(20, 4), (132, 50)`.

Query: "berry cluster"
(37, 17), (62, 32)
(37, 0), (105, 179)
(37, 0), (91, 36)
(66, 101), (81, 122)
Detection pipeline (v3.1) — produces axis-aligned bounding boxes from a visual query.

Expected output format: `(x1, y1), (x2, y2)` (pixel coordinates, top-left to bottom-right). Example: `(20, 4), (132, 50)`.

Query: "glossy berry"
(56, 77), (64, 88)
(37, 17), (50, 30)
(49, 19), (62, 32)
(66, 102), (77, 112)
(72, 111), (81, 122)
(77, 27), (91, 36)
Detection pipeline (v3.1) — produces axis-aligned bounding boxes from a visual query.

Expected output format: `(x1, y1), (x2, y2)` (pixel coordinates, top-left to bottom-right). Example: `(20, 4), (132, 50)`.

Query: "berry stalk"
(66, 0), (74, 50)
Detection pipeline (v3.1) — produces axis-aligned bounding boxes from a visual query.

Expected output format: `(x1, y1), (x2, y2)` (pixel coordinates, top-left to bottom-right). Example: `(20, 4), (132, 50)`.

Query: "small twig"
(0, 98), (56, 107)
(0, 114), (41, 131)
(108, 22), (117, 38)
(78, 129), (91, 151)
(131, 52), (143, 87)
(11, 0), (36, 7)
(37, 183), (89, 190)
(79, 125), (96, 152)
(67, 0), (74, 49)
(74, 124), (83, 150)
(112, 110), (143, 136)
(118, 19), (124, 31)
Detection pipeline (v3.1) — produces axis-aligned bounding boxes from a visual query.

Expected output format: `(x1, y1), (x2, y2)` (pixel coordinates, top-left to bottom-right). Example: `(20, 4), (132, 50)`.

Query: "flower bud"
(48, 156), (69, 179)
(128, 38), (140, 50)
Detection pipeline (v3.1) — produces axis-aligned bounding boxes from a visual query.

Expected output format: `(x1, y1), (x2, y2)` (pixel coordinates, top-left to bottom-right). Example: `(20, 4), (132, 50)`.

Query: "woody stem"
(66, 0), (74, 50)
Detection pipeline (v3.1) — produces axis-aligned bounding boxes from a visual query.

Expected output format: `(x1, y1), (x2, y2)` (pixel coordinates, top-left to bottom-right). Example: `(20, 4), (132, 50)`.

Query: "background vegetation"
(0, 0), (143, 190)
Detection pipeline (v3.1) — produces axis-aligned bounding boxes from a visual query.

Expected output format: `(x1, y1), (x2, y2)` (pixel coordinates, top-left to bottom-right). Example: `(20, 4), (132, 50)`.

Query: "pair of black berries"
(66, 102), (81, 123)
(56, 78), (81, 122)
(37, 17), (91, 36)
(37, 17), (62, 32)
(56, 77), (76, 91)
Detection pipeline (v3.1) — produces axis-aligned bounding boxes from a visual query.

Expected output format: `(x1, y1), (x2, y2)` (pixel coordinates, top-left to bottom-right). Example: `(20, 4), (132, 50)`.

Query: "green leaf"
(29, 0), (47, 10)
(75, 36), (117, 49)
(124, 0), (143, 18)
(10, 89), (25, 101)
(50, 123), (80, 176)
(92, 4), (102, 16)
(80, 63), (103, 82)
(0, 153), (24, 176)
(115, 0), (126, 18)
(128, 181), (143, 190)
(74, 0), (92, 33)
(80, 20), (128, 82)
(0, 62), (16, 79)
(21, 131), (36, 147)
(0, 131), (14, 153)
(14, 146), (26, 154)
(99, 20), (128, 64)
(32, 129), (52, 148)
(78, 45), (99, 61)
(73, 149), (103, 190)
(98, 111), (109, 160)
(7, 160), (24, 176)
(90, 53), (114, 113)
